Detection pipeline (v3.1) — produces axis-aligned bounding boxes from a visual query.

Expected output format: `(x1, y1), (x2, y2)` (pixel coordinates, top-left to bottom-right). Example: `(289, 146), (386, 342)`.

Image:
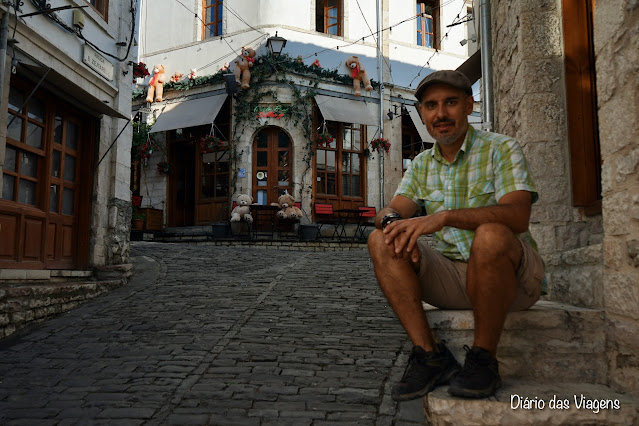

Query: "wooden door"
(252, 127), (293, 205)
(169, 140), (196, 226)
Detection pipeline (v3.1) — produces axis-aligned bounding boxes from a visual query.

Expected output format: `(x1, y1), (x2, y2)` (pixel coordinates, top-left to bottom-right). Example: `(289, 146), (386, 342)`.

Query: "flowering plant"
(136, 139), (157, 160)
(200, 135), (224, 152)
(315, 132), (334, 148)
(156, 160), (173, 175)
(370, 137), (391, 154)
(311, 59), (321, 68)
(132, 61), (150, 81)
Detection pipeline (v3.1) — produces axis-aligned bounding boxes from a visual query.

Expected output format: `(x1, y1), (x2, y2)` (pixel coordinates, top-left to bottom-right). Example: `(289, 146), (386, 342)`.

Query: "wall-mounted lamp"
(266, 31), (287, 57)
(387, 104), (410, 120)
(223, 73), (239, 97)
(460, 36), (477, 46)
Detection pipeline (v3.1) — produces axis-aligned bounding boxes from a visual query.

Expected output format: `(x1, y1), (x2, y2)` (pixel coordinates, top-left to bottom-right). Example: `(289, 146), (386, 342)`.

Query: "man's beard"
(431, 119), (465, 146)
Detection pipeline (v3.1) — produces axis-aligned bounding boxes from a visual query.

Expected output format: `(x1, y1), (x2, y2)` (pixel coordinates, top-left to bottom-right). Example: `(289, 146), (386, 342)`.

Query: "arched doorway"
(252, 127), (292, 205)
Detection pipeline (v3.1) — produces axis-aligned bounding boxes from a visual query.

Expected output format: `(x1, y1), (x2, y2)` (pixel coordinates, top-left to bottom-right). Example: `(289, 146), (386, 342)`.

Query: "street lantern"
(266, 31), (287, 57)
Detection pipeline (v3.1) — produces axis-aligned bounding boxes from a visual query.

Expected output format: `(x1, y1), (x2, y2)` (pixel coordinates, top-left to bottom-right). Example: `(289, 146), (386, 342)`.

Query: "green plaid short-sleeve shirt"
(395, 126), (539, 261)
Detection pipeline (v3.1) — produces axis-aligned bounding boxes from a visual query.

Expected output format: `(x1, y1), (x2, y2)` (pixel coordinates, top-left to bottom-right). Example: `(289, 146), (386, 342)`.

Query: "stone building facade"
(491, 0), (639, 397)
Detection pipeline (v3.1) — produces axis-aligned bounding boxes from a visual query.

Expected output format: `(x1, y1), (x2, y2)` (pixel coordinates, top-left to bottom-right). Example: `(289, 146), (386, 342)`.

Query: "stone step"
(424, 382), (639, 425)
(425, 301), (607, 383)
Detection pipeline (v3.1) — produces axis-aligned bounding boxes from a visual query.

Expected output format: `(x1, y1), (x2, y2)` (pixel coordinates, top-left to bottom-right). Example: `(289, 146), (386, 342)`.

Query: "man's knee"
(367, 229), (390, 262)
(471, 223), (521, 265)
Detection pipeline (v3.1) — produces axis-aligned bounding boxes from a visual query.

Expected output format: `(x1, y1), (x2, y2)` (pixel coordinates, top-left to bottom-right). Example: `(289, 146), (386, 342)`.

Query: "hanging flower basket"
(200, 135), (224, 153)
(156, 160), (173, 175)
(370, 137), (391, 154)
(315, 132), (334, 148)
(136, 139), (156, 160)
(311, 59), (321, 68)
(132, 61), (150, 81)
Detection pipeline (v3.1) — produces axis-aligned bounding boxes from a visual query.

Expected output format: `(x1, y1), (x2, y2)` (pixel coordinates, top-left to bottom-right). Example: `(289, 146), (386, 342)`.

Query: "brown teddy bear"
(146, 64), (167, 103)
(345, 56), (372, 96)
(271, 193), (302, 220)
(234, 47), (256, 90)
(230, 194), (254, 223)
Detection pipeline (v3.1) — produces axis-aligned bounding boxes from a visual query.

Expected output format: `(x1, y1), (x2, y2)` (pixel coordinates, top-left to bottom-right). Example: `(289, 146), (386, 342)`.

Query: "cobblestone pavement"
(0, 242), (425, 425)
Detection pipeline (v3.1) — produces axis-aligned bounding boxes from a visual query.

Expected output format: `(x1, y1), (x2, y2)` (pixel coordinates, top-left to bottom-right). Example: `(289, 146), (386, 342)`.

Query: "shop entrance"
(252, 127), (293, 205)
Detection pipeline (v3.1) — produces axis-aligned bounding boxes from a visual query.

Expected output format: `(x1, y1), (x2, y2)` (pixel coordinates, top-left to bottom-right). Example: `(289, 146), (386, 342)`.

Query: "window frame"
(86, 0), (109, 21)
(203, 0), (224, 40)
(314, 120), (366, 204)
(316, 0), (342, 36)
(417, 1), (439, 49)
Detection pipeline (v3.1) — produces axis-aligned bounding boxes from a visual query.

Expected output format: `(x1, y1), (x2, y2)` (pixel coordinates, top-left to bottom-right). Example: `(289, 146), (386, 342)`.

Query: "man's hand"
(382, 212), (447, 262)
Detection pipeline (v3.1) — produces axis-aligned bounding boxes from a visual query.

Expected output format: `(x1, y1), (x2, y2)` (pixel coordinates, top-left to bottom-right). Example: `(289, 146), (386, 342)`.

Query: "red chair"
(314, 203), (338, 240)
(356, 206), (377, 241)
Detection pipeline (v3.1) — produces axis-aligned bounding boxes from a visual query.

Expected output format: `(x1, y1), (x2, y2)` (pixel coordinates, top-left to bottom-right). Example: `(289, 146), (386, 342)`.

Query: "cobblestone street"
(0, 242), (424, 425)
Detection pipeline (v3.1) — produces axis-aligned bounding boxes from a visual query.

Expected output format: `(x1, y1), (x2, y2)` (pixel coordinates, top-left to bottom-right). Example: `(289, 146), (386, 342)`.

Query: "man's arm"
(383, 190), (533, 255)
(374, 195), (419, 229)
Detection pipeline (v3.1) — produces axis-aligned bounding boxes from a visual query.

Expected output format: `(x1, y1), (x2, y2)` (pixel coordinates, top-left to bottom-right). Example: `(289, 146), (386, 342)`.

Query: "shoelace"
(459, 345), (483, 376)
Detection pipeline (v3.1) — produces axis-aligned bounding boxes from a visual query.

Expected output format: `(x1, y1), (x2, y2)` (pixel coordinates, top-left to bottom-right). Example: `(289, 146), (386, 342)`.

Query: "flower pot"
(300, 224), (318, 241)
(211, 223), (230, 239)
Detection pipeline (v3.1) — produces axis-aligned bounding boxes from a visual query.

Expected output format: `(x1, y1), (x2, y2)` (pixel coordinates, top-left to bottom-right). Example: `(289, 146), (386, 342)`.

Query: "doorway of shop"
(170, 140), (196, 226)
(252, 126), (293, 205)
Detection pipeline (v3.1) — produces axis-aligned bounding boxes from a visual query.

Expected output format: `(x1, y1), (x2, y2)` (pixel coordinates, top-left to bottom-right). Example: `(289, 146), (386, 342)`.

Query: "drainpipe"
(479, 0), (494, 132)
(0, 10), (10, 113)
(376, 0), (384, 207)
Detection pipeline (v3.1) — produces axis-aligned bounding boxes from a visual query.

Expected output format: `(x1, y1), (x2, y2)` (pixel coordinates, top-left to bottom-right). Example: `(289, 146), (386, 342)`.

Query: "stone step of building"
(425, 301), (607, 383)
(424, 381), (639, 425)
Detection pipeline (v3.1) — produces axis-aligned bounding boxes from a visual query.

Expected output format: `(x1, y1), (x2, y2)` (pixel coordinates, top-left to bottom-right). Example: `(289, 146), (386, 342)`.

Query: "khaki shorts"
(416, 239), (543, 311)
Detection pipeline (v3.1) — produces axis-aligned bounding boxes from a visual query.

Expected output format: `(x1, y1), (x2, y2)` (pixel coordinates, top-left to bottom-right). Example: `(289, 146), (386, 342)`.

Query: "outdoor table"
(250, 204), (280, 239)
(333, 208), (363, 241)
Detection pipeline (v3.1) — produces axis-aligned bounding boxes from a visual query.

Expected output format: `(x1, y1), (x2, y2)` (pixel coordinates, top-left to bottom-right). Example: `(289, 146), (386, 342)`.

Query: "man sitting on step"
(368, 70), (545, 401)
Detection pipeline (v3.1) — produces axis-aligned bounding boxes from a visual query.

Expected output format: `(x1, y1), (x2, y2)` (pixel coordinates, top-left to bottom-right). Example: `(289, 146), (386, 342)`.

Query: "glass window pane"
(278, 151), (289, 167)
(343, 128), (352, 150)
(278, 132), (289, 148)
(257, 171), (267, 186)
(50, 184), (59, 212)
(66, 122), (79, 150)
(328, 8), (337, 18)
(7, 114), (22, 140)
(217, 21), (222, 36)
(328, 25), (337, 35)
(327, 173), (336, 194)
(63, 187), (74, 215)
(257, 189), (267, 205)
(26, 122), (43, 149)
(18, 179), (36, 205)
(257, 132), (268, 148)
(54, 116), (62, 143)
(27, 97), (45, 122)
(342, 174), (351, 196)
(216, 159), (229, 173)
(216, 174), (229, 197)
(417, 33), (422, 45)
(426, 34), (434, 48)
(352, 175), (361, 197)
(20, 151), (38, 178)
(64, 155), (76, 181)
(217, 3), (223, 19)
(202, 175), (213, 198)
(4, 146), (16, 172)
(317, 174), (326, 194)
(257, 151), (267, 167)
(206, 7), (213, 23)
(317, 150), (325, 171)
(353, 129), (361, 150)
(52, 150), (61, 178)
(8, 87), (24, 111)
(352, 153), (360, 174)
(326, 151), (335, 172)
(2, 174), (15, 200)
(342, 152), (350, 173)
(278, 170), (289, 186)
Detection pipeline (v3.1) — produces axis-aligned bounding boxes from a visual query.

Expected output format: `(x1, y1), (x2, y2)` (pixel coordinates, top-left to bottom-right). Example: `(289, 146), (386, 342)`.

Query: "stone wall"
(491, 0), (603, 305)
(595, 0), (639, 398)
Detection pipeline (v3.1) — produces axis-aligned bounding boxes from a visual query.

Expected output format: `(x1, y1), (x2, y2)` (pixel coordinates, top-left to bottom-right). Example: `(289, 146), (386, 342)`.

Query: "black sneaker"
(391, 343), (461, 402)
(448, 345), (502, 398)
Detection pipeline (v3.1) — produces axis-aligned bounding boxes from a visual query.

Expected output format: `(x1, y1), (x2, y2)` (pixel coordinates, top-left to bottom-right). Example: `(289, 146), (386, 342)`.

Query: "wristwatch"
(381, 212), (402, 229)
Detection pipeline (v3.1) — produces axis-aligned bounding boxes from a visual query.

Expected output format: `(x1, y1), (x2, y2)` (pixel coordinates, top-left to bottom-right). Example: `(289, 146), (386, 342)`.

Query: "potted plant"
(370, 137), (391, 154)
(200, 135), (224, 153)
(131, 210), (146, 230)
(315, 132), (334, 148)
